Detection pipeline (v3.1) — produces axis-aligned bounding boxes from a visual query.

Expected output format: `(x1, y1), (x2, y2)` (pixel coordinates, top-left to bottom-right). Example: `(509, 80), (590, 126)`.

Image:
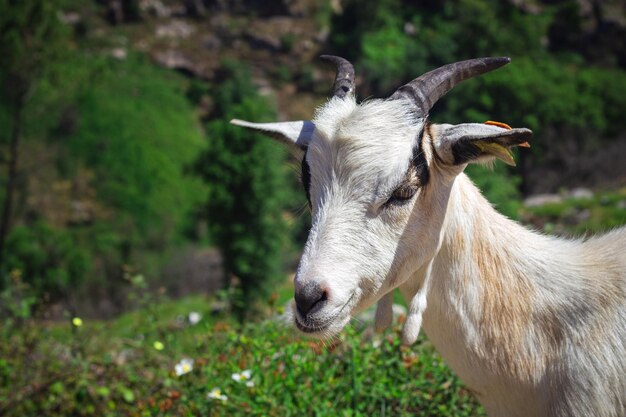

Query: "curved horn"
(389, 57), (511, 118)
(320, 55), (355, 99)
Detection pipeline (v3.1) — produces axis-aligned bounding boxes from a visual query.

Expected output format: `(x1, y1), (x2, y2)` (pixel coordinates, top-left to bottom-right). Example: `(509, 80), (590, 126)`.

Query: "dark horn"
(389, 57), (511, 118)
(320, 55), (355, 99)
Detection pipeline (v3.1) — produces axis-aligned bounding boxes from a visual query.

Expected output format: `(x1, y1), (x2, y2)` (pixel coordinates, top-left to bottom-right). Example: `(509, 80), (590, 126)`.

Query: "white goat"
(232, 56), (626, 417)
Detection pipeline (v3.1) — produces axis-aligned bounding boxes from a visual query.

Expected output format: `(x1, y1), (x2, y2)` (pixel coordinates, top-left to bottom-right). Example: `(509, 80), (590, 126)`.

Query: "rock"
(69, 200), (94, 225)
(524, 194), (563, 207)
(184, 0), (207, 17)
(508, 0), (543, 14)
(58, 11), (81, 25)
(202, 34), (222, 50)
(106, 1), (124, 25)
(155, 20), (195, 39)
(139, 0), (171, 18)
(111, 47), (127, 60)
(161, 247), (223, 298)
(210, 300), (229, 315)
(404, 22), (417, 36)
(569, 187), (594, 200)
(244, 31), (283, 52)
(152, 49), (198, 74)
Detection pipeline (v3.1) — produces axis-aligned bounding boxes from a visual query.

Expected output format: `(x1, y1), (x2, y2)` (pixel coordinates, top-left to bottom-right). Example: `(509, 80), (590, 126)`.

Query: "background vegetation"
(1, 0), (625, 415)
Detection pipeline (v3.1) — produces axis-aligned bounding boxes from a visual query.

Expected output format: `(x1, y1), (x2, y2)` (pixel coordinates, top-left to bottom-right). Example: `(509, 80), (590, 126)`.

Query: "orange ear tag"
(484, 120), (512, 130)
(484, 121), (531, 149)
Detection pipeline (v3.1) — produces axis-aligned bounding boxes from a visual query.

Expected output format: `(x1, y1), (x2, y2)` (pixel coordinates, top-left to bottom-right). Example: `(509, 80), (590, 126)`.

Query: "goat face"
(290, 98), (448, 336)
(231, 56), (531, 338)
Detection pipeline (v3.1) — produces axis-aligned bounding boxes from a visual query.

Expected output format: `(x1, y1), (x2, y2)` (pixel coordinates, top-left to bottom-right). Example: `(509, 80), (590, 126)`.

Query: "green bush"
(1, 51), (207, 303)
(66, 54), (206, 248)
(3, 222), (91, 299)
(195, 62), (296, 319)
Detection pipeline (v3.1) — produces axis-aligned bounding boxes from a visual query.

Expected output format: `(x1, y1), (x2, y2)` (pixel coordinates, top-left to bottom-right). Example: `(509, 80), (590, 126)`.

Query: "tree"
(0, 0), (69, 268)
(195, 62), (294, 320)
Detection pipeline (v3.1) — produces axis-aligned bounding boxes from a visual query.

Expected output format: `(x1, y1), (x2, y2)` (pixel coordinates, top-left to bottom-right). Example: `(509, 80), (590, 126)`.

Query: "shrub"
(1, 51), (207, 306)
(3, 222), (91, 300)
(195, 61), (295, 319)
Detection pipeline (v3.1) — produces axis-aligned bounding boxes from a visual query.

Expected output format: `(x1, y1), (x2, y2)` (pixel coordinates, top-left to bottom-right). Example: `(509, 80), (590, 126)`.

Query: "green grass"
(521, 187), (626, 236)
(1, 294), (482, 417)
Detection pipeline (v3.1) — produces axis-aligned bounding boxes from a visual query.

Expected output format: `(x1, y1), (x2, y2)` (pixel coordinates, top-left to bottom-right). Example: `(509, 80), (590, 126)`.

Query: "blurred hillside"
(1, 0), (625, 318)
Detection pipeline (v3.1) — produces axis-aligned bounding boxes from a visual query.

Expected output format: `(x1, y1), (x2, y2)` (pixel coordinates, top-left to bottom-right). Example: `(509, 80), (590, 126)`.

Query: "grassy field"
(2, 188), (624, 417)
(1, 290), (482, 417)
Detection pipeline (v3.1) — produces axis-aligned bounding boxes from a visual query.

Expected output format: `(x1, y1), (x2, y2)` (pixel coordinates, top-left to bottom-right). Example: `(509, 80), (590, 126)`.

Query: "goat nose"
(295, 282), (327, 317)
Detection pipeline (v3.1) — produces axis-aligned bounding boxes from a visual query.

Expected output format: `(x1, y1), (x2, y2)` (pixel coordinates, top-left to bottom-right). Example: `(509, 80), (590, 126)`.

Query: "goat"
(231, 56), (626, 417)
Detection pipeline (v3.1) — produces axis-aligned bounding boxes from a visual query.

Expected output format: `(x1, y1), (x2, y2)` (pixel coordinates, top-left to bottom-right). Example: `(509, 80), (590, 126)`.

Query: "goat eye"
(385, 184), (418, 207)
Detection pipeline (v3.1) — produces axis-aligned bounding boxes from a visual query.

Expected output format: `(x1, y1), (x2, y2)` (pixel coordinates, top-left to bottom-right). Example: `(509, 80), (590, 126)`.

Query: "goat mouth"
(295, 318), (330, 333)
(294, 293), (356, 334)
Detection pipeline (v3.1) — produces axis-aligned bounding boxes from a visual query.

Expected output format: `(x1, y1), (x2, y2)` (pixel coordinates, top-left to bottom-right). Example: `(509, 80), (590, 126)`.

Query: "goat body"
(232, 56), (626, 417)
(411, 172), (626, 417)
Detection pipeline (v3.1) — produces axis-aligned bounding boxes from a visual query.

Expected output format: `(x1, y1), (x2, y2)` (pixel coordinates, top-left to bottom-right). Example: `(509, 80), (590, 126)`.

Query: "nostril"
(295, 282), (328, 318)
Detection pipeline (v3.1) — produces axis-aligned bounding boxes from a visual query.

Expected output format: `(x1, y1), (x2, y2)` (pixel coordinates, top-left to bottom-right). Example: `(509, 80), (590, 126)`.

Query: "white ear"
(432, 122), (532, 166)
(230, 119), (315, 152)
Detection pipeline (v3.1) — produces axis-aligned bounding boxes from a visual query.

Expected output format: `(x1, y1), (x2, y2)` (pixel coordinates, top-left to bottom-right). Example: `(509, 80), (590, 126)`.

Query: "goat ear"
(432, 122), (532, 167)
(230, 119), (315, 151)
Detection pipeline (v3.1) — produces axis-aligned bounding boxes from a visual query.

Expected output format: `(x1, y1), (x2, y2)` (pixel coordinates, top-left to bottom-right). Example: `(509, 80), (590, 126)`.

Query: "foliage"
(0, 52), (206, 302)
(0, 291), (483, 417)
(3, 222), (91, 299)
(0, 0), (69, 99)
(329, 0), (626, 209)
(444, 58), (626, 141)
(195, 62), (294, 319)
(0, 0), (70, 268)
(65, 53), (206, 248)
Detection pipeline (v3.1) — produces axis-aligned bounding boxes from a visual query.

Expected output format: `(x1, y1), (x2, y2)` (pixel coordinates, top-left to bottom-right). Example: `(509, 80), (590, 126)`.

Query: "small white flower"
(207, 387), (228, 402)
(245, 380), (254, 388)
(188, 312), (202, 325)
(231, 369), (252, 382)
(174, 358), (194, 376)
